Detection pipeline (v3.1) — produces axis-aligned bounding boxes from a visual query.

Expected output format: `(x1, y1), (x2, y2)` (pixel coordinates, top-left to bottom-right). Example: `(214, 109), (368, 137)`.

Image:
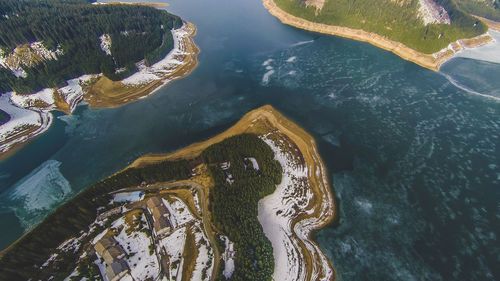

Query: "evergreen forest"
(0, 159), (191, 280)
(0, 0), (182, 94)
(202, 134), (282, 281)
(274, 0), (488, 53)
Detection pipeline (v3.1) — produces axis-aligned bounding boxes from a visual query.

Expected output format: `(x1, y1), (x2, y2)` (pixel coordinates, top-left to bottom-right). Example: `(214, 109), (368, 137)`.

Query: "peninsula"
(0, 105), (336, 281)
(0, 0), (199, 159)
(263, 0), (500, 71)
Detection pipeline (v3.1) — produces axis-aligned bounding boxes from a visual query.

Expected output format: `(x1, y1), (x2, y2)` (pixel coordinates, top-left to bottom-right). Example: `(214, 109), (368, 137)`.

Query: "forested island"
(0, 105), (336, 281)
(0, 0), (199, 158)
(264, 0), (500, 70)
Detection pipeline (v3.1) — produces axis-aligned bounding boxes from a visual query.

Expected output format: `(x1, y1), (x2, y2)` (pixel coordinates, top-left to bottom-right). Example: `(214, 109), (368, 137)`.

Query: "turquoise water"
(1, 0), (499, 279)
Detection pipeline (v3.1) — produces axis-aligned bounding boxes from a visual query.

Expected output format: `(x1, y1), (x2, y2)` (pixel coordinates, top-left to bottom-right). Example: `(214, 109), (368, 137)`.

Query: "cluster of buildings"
(146, 197), (172, 238)
(94, 236), (129, 281)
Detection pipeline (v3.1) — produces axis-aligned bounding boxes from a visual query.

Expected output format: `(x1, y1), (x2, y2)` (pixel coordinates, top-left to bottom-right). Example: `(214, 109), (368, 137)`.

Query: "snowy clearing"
(112, 216), (160, 280)
(121, 23), (192, 86)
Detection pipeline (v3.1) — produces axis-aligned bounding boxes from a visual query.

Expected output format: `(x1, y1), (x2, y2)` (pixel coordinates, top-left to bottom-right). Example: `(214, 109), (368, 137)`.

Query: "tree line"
(0, 159), (190, 280)
(0, 0), (182, 93)
(201, 134), (282, 281)
(274, 0), (487, 54)
(455, 0), (500, 21)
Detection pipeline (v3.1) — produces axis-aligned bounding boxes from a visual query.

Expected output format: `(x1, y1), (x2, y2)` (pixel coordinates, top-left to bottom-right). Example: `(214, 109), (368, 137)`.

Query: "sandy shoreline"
(85, 22), (199, 108)
(93, 1), (169, 7)
(129, 105), (337, 280)
(1, 105), (336, 280)
(474, 15), (500, 32)
(263, 0), (494, 71)
(0, 21), (199, 159)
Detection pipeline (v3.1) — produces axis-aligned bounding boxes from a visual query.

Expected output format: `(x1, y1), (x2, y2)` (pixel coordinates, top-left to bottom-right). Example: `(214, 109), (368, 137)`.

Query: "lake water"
(1, 0), (499, 280)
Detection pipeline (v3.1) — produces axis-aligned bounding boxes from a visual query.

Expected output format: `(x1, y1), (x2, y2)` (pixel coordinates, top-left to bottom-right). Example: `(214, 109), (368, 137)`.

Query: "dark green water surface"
(0, 0), (498, 279)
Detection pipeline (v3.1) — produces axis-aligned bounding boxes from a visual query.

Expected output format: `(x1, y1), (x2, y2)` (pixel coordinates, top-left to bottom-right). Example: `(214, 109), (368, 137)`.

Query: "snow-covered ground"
(0, 92), (52, 153)
(190, 223), (214, 281)
(257, 134), (334, 281)
(245, 157), (260, 170)
(0, 23), (196, 155)
(0, 74), (94, 153)
(112, 216), (160, 280)
(162, 197), (196, 228)
(258, 135), (310, 281)
(220, 235), (235, 279)
(99, 34), (112, 56)
(0, 41), (63, 77)
(121, 23), (193, 86)
(418, 0), (450, 25)
(159, 227), (187, 280)
(113, 191), (144, 203)
(11, 88), (55, 109)
(57, 75), (95, 112)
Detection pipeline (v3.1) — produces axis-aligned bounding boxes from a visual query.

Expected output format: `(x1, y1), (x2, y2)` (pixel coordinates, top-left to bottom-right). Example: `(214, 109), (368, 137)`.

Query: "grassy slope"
(274, 0), (487, 53)
(456, 0), (500, 21)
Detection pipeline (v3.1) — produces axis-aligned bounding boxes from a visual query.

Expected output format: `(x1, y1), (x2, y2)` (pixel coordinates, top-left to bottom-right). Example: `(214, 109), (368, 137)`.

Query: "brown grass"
(103, 1), (169, 8)
(159, 190), (202, 219)
(262, 0), (493, 71)
(475, 15), (500, 32)
(127, 105), (336, 280)
(181, 225), (199, 281)
(0, 125), (40, 161)
(84, 22), (199, 108)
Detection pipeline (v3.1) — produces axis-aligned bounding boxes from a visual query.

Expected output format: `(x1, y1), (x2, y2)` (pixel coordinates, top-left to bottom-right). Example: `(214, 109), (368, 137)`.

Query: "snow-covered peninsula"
(0, 22), (199, 158)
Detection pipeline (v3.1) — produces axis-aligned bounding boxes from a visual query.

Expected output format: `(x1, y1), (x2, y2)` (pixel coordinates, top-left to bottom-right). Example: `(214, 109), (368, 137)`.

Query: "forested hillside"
(456, 0), (500, 21)
(202, 134), (282, 281)
(274, 0), (487, 53)
(0, 159), (191, 280)
(0, 0), (182, 94)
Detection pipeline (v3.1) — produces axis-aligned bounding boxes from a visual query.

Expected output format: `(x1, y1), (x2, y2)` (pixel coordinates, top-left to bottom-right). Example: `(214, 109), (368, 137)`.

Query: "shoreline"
(93, 1), (169, 7)
(0, 105), (336, 280)
(474, 15), (500, 32)
(0, 21), (199, 159)
(263, 0), (494, 72)
(84, 22), (199, 108)
(129, 105), (337, 280)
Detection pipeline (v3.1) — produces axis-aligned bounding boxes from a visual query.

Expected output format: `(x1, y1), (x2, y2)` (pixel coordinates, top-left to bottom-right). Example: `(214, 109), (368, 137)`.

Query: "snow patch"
(418, 0), (450, 25)
(57, 74), (95, 112)
(190, 224), (214, 281)
(113, 217), (160, 280)
(162, 197), (196, 228)
(159, 227), (186, 280)
(0, 92), (51, 152)
(11, 88), (55, 109)
(0, 41), (63, 77)
(99, 34), (112, 56)
(121, 23), (192, 86)
(258, 136), (310, 281)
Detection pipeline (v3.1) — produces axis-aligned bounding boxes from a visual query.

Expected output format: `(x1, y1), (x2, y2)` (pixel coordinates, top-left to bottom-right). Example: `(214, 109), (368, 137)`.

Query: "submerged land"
(0, 105), (336, 281)
(264, 0), (500, 71)
(0, 1), (199, 159)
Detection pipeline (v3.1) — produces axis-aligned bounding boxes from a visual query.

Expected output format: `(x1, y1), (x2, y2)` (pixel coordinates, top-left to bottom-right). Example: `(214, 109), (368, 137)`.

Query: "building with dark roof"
(146, 197), (172, 237)
(106, 259), (129, 281)
(94, 236), (129, 281)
